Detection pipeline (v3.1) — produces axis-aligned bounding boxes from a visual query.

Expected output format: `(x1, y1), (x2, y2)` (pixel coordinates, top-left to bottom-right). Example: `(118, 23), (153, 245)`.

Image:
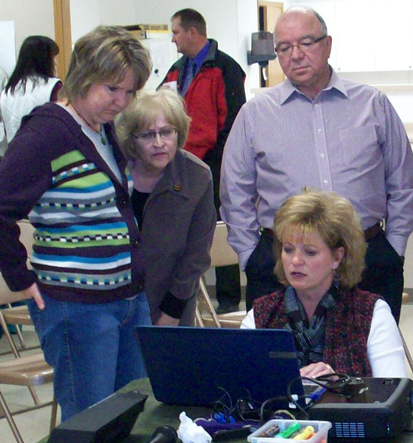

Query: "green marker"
(278, 423), (301, 439)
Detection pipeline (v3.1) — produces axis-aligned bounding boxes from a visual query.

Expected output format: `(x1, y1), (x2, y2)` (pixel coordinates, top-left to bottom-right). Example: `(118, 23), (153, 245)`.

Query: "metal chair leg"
(13, 324), (27, 350)
(0, 391), (24, 443)
(49, 395), (59, 434)
(28, 386), (41, 406)
(195, 306), (205, 327)
(0, 313), (20, 358)
(198, 278), (221, 327)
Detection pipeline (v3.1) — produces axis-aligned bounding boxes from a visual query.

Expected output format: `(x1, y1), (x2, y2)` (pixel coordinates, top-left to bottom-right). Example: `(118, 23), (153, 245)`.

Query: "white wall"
(70, 0), (101, 43)
(70, 0), (260, 97)
(0, 0), (55, 74)
(285, 0), (413, 122)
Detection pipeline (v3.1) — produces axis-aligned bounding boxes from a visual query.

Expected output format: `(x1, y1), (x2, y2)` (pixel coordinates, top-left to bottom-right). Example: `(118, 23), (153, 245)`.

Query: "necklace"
(71, 105), (107, 145)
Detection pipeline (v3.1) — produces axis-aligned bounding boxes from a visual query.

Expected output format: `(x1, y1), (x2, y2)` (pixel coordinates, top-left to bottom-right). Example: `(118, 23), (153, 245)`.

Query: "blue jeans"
(28, 292), (151, 421)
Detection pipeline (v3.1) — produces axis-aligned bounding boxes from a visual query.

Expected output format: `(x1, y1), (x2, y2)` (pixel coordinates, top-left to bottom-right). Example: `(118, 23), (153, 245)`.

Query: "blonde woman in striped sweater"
(0, 26), (152, 421)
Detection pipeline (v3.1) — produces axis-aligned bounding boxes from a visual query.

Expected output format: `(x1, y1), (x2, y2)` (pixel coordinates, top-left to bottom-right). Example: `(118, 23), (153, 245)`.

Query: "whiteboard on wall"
(141, 38), (178, 91)
(0, 21), (16, 76)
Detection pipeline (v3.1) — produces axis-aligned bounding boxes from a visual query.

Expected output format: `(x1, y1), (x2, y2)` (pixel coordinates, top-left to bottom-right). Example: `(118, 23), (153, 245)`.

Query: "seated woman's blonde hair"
(116, 88), (190, 160)
(273, 189), (367, 290)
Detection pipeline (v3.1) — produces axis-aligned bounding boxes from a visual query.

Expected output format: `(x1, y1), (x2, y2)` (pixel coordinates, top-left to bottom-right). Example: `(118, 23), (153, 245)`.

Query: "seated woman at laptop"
(116, 88), (216, 326)
(241, 189), (406, 378)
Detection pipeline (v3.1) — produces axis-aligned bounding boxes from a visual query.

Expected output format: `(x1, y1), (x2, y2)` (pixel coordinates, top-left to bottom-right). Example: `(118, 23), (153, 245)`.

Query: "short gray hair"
(276, 6), (328, 36)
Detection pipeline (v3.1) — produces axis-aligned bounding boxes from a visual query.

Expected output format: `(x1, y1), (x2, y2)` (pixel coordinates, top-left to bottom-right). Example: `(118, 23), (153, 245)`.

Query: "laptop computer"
(134, 326), (308, 407)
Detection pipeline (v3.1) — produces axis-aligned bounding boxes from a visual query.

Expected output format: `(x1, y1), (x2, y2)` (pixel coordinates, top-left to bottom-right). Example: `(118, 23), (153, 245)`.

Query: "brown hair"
(61, 26), (152, 103)
(171, 8), (207, 36)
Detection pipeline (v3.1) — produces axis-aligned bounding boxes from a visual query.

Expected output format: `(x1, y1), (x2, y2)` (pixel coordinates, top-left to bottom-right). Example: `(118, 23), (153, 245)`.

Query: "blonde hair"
(116, 88), (191, 160)
(61, 26), (152, 103)
(273, 189), (366, 290)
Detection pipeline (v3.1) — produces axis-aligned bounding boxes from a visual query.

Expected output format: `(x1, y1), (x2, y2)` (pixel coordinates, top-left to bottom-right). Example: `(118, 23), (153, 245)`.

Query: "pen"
(278, 423), (301, 439)
(293, 426), (315, 440)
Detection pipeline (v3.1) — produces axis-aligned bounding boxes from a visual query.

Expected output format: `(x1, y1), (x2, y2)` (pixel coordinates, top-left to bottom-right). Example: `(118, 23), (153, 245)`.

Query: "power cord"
(211, 375), (354, 426)
(259, 397), (296, 425)
(211, 387), (295, 424)
(286, 372), (353, 418)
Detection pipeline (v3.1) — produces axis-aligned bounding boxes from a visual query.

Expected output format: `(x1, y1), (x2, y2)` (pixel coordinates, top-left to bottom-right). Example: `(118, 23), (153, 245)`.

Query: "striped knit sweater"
(0, 103), (144, 303)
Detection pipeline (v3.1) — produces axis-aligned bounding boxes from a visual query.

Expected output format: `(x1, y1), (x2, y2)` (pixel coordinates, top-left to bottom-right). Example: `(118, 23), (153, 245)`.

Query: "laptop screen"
(134, 326), (305, 407)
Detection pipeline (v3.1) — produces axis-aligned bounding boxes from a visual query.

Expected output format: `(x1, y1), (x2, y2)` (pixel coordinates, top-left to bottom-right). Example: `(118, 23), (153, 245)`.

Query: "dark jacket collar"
(175, 39), (219, 72)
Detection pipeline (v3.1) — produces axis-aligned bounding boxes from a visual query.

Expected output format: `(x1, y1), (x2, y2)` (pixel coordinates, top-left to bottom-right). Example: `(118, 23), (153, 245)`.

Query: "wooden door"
(53, 0), (72, 81)
(258, 1), (284, 87)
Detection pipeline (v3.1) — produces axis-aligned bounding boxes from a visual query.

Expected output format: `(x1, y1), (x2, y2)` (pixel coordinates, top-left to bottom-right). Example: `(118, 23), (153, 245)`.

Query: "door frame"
(53, 0), (72, 81)
(257, 1), (284, 87)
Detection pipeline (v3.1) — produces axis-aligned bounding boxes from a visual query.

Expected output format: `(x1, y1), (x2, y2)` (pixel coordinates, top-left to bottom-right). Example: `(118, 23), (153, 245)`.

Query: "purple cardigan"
(0, 103), (144, 303)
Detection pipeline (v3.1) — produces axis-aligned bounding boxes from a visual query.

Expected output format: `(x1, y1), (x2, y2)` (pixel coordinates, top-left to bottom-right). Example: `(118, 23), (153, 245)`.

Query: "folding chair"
(0, 353), (57, 443)
(196, 222), (245, 328)
(0, 220), (37, 357)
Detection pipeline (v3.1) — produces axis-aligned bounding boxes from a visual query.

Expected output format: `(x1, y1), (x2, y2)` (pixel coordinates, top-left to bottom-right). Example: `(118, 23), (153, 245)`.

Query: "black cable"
(259, 396), (297, 425)
(212, 376), (352, 426)
(213, 387), (235, 423)
(235, 398), (262, 422)
(286, 372), (353, 419)
(286, 377), (311, 419)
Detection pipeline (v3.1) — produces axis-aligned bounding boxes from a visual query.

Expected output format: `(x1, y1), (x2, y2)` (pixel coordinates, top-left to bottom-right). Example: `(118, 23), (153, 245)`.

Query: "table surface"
(123, 378), (211, 443)
(41, 378), (413, 443)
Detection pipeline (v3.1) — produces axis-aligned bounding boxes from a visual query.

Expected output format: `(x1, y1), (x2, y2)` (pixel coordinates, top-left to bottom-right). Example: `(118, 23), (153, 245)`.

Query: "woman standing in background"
(0, 35), (62, 143)
(117, 89), (216, 326)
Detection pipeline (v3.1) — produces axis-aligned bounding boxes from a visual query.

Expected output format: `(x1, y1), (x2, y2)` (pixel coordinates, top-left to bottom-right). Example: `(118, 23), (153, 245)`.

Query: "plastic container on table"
(248, 419), (332, 443)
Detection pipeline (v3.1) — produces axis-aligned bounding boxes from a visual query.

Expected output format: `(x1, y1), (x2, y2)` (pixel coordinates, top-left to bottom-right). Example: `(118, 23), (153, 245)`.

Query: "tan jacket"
(140, 149), (216, 325)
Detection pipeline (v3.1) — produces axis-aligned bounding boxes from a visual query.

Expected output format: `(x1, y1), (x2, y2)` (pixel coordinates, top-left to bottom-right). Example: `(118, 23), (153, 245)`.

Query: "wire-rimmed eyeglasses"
(134, 127), (178, 144)
(275, 35), (327, 57)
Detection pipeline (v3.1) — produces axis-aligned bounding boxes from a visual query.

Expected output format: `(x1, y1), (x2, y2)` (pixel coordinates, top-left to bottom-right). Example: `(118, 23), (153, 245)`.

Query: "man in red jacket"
(159, 8), (246, 314)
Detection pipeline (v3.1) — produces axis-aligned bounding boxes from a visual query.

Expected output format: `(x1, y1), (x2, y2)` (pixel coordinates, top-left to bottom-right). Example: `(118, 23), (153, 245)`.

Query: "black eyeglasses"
(275, 35), (327, 57)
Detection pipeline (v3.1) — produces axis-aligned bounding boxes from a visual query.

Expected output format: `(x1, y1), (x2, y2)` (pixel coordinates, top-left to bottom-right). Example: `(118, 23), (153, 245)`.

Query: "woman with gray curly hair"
(242, 189), (406, 378)
(0, 26), (152, 420)
(117, 88), (216, 326)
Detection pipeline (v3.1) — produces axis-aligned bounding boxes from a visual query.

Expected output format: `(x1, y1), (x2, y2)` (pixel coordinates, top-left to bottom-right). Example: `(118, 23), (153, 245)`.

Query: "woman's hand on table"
(300, 362), (335, 378)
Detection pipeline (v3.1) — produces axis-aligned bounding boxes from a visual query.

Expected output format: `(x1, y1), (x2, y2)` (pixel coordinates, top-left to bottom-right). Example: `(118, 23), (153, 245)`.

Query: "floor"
(1, 302), (413, 443)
